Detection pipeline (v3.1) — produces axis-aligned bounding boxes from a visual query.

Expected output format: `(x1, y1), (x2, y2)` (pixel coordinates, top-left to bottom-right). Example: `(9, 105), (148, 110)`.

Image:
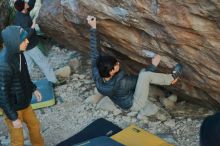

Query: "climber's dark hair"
(14, 0), (25, 12)
(96, 55), (118, 78)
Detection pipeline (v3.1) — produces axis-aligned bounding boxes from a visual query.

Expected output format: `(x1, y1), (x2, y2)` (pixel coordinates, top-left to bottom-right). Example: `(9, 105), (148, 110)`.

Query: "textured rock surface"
(0, 0), (10, 46)
(38, 0), (220, 109)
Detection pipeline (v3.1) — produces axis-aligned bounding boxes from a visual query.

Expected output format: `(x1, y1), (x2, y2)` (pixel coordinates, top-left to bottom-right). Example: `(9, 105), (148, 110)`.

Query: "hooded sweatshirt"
(0, 26), (37, 121)
(14, 0), (39, 51)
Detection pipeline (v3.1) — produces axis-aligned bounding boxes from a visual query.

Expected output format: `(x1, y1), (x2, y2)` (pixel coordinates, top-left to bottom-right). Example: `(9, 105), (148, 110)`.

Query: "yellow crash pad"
(111, 125), (173, 146)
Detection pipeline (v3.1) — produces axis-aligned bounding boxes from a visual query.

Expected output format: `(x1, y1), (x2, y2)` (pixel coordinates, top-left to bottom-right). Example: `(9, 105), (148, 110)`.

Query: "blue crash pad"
(73, 136), (124, 146)
(0, 79), (55, 115)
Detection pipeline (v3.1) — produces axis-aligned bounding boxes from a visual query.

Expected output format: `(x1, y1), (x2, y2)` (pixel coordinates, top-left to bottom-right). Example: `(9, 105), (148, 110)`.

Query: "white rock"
(139, 102), (159, 116)
(168, 94), (178, 103)
(79, 75), (85, 79)
(164, 119), (176, 127)
(114, 117), (122, 124)
(107, 113), (114, 118)
(24, 140), (31, 145)
(69, 58), (81, 72)
(162, 98), (175, 110)
(51, 46), (60, 51)
(84, 80), (91, 84)
(55, 66), (71, 78)
(127, 111), (138, 117)
(0, 136), (5, 141)
(96, 97), (120, 113)
(1, 138), (10, 145)
(156, 112), (167, 122)
(85, 93), (104, 104)
(187, 118), (192, 122)
(74, 82), (82, 88)
(81, 87), (87, 91)
(137, 114), (148, 121)
(100, 111), (108, 117)
(122, 116), (131, 123)
(113, 109), (122, 116)
(131, 118), (137, 123)
(148, 96), (157, 102)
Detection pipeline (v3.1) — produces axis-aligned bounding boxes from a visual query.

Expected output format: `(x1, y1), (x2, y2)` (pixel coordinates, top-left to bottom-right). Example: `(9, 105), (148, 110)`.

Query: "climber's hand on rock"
(87, 15), (96, 29)
(152, 54), (161, 67)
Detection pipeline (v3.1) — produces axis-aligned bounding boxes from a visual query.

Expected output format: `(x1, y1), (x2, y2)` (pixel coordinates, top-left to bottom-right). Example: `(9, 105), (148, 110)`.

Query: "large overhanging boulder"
(38, 0), (220, 110)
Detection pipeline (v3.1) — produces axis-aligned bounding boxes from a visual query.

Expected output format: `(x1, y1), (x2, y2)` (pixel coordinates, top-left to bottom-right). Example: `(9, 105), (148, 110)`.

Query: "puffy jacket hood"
(1, 26), (28, 57)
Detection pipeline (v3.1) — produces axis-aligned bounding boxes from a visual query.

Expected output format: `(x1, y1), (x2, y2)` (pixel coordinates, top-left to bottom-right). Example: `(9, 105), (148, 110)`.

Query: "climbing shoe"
(171, 64), (183, 84)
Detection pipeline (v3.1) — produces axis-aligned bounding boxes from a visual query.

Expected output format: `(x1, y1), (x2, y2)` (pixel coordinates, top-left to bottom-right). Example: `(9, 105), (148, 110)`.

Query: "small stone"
(161, 98), (175, 110)
(81, 87), (87, 91)
(84, 80), (91, 84)
(148, 96), (157, 102)
(79, 75), (85, 79)
(0, 136), (6, 141)
(187, 118), (192, 122)
(122, 116), (131, 123)
(85, 95), (101, 104)
(127, 111), (138, 117)
(150, 121), (162, 126)
(101, 111), (109, 116)
(55, 66), (71, 78)
(24, 140), (31, 145)
(69, 58), (81, 73)
(137, 114), (148, 121)
(164, 119), (176, 127)
(96, 97), (120, 113)
(1, 138), (10, 145)
(114, 117), (121, 124)
(139, 102), (159, 116)
(113, 109), (122, 116)
(74, 83), (82, 88)
(131, 118), (137, 123)
(168, 94), (178, 103)
(107, 113), (114, 118)
(51, 45), (60, 51)
(156, 112), (167, 121)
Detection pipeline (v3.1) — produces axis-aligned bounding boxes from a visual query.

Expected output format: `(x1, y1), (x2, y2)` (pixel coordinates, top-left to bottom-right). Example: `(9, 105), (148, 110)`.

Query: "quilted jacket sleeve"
(0, 64), (18, 121)
(90, 28), (101, 81)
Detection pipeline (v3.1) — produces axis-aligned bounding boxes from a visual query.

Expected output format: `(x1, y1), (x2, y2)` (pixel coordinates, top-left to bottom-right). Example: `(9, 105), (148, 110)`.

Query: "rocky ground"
(0, 45), (214, 146)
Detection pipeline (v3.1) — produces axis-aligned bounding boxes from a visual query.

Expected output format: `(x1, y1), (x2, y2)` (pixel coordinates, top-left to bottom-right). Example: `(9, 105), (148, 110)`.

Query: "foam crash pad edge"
(0, 79), (55, 116)
(73, 136), (125, 146)
(31, 79), (55, 109)
(111, 124), (173, 146)
(56, 118), (122, 146)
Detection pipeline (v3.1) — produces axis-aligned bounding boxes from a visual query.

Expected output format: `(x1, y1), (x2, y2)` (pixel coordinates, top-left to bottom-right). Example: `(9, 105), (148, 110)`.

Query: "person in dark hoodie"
(14, 0), (58, 84)
(0, 26), (44, 146)
(200, 113), (220, 146)
(87, 16), (183, 117)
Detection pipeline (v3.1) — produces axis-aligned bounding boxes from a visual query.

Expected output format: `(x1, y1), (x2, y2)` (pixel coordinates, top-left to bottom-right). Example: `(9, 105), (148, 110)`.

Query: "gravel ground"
(0, 45), (214, 146)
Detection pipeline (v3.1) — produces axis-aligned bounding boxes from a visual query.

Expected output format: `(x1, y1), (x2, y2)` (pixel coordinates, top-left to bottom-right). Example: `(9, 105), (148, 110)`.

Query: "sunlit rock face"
(38, 0), (220, 109)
